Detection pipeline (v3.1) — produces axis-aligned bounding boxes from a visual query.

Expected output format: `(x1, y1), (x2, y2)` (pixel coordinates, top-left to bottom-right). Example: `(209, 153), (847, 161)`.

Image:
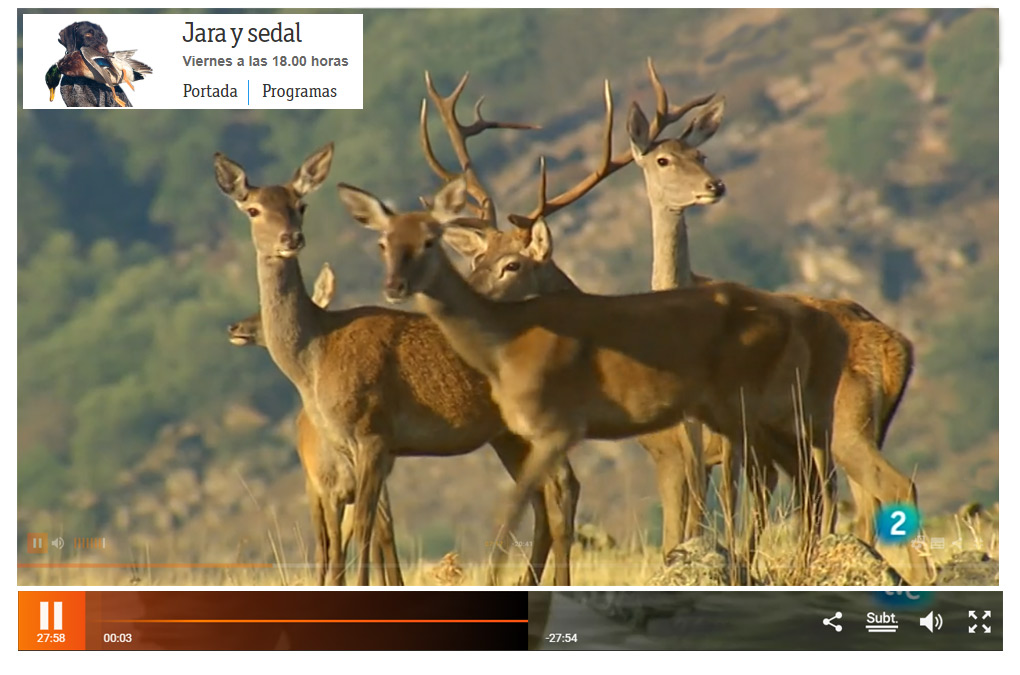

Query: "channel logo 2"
(18, 592), (86, 650)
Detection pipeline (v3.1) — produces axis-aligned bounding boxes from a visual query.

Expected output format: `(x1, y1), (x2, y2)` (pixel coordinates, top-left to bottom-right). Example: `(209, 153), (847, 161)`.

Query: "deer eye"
(423, 239), (435, 249)
(246, 207), (260, 217)
(378, 241), (386, 251)
(656, 157), (669, 167)
(503, 261), (521, 274)
(298, 204), (308, 215)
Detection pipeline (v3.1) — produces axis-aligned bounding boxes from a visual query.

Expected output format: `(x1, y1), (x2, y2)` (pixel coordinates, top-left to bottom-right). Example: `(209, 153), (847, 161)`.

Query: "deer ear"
(291, 142), (335, 196)
(525, 219), (553, 262)
(627, 101), (653, 157)
(680, 96), (725, 148)
(442, 225), (489, 259)
(336, 183), (394, 231)
(311, 263), (336, 308)
(431, 177), (469, 223)
(213, 153), (251, 201)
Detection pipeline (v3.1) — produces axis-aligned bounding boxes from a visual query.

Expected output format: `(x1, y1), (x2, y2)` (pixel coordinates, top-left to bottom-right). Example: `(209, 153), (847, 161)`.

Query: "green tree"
(928, 10), (998, 188)
(691, 216), (793, 291)
(925, 262), (998, 453)
(826, 76), (920, 183)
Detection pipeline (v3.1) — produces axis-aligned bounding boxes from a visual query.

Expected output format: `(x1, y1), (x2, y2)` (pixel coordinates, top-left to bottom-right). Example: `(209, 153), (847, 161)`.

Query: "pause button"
(39, 601), (63, 630)
(27, 533), (48, 554)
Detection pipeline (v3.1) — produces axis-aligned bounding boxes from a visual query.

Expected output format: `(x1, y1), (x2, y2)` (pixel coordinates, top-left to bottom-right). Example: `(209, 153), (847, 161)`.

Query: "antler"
(507, 58), (715, 231)
(420, 71), (539, 225)
(644, 57), (715, 141)
(507, 79), (631, 230)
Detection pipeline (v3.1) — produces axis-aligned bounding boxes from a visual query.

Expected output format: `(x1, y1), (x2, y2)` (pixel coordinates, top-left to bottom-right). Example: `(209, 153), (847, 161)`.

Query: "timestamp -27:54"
(545, 633), (578, 643)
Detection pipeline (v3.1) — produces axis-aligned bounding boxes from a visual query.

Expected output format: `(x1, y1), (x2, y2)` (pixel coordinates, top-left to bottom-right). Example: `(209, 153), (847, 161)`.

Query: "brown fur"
(215, 146), (579, 586)
(227, 267), (402, 585)
(625, 95), (930, 584)
(338, 178), (847, 584)
(294, 409), (400, 585)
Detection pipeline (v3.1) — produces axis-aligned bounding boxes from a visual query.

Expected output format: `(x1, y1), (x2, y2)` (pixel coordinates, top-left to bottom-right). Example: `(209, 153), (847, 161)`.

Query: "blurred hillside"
(17, 8), (997, 570)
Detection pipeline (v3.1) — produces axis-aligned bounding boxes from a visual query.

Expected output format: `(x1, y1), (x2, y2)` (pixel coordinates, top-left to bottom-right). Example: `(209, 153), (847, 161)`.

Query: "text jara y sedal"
(182, 21), (303, 49)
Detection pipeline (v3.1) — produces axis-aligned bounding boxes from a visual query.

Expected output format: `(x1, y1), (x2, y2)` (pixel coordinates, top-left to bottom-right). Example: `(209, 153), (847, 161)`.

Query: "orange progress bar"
(99, 619), (528, 624)
(18, 563), (273, 568)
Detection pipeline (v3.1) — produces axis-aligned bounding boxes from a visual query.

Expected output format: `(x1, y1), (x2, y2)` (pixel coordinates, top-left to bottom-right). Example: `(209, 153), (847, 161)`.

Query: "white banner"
(23, 13), (363, 109)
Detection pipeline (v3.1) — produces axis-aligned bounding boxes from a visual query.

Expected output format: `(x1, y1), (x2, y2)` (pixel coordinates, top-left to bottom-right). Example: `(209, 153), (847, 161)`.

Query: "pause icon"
(39, 601), (63, 631)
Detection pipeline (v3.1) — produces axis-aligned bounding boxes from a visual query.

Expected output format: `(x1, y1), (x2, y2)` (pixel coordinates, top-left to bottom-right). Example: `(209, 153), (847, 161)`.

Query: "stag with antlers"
(216, 73), (591, 585)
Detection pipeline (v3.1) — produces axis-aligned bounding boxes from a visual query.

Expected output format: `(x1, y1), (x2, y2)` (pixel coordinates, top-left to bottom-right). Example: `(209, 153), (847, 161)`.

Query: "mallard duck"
(45, 46), (152, 107)
(45, 63), (62, 102)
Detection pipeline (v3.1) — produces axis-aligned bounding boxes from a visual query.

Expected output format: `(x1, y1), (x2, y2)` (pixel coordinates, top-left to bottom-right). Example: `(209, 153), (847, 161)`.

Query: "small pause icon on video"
(27, 533), (48, 554)
(39, 601), (63, 631)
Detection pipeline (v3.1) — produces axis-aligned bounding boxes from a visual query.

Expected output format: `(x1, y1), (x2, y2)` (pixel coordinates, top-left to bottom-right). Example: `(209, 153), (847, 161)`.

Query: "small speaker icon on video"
(920, 611), (943, 633)
(51, 537), (64, 549)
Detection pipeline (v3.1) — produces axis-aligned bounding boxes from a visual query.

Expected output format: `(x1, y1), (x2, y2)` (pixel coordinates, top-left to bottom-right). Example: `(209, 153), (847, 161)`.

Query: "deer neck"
(539, 263), (583, 296)
(254, 254), (320, 388)
(415, 254), (508, 379)
(650, 203), (694, 291)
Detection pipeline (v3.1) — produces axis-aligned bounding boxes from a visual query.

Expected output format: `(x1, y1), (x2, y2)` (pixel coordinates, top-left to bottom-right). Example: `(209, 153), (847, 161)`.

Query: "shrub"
(826, 76), (919, 184)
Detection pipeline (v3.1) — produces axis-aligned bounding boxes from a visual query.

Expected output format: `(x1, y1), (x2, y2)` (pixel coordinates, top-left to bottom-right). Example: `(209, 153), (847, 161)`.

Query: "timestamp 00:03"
(103, 633), (134, 643)
(545, 633), (578, 643)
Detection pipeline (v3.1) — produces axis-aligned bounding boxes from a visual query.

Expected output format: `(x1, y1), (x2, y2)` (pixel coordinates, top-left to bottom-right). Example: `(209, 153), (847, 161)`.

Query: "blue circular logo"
(872, 590), (934, 609)
(874, 503), (921, 544)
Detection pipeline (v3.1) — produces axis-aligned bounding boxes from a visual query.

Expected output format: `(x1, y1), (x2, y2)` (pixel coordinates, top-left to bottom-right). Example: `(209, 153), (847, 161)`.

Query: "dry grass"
(16, 507), (996, 587)
(18, 412), (997, 588)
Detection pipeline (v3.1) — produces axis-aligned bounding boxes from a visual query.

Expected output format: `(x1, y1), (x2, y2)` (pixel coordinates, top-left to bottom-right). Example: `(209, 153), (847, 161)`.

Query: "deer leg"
(352, 438), (391, 586)
(848, 479), (879, 544)
(305, 479), (328, 586)
(490, 427), (579, 586)
(830, 380), (920, 516)
(374, 484), (404, 586)
(322, 495), (346, 586)
(743, 452), (777, 569)
(809, 430), (837, 538)
(832, 425), (933, 584)
(686, 465), (712, 540)
(341, 501), (385, 584)
(368, 535), (386, 585)
(692, 429), (725, 540)
(543, 458), (579, 586)
(639, 429), (688, 557)
(742, 430), (787, 566)
(491, 434), (550, 586)
(340, 500), (396, 585)
(719, 431), (744, 556)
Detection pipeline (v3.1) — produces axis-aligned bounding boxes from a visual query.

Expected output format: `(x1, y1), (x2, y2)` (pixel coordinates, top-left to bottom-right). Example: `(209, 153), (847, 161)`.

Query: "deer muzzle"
(227, 323), (256, 346)
(276, 231), (305, 258)
(383, 276), (409, 303)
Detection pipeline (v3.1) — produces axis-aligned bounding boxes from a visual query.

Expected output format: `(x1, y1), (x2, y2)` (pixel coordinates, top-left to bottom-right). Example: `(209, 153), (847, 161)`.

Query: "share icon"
(823, 612), (843, 632)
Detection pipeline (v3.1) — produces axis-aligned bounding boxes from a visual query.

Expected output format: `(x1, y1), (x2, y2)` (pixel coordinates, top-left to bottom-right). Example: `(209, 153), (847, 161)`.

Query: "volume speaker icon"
(920, 611), (943, 633)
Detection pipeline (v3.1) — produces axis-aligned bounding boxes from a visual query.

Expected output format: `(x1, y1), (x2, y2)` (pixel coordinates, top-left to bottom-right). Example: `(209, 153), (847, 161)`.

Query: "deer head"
(337, 178), (468, 303)
(627, 96), (726, 212)
(213, 143), (335, 259)
(227, 263), (337, 346)
(443, 217), (557, 301)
